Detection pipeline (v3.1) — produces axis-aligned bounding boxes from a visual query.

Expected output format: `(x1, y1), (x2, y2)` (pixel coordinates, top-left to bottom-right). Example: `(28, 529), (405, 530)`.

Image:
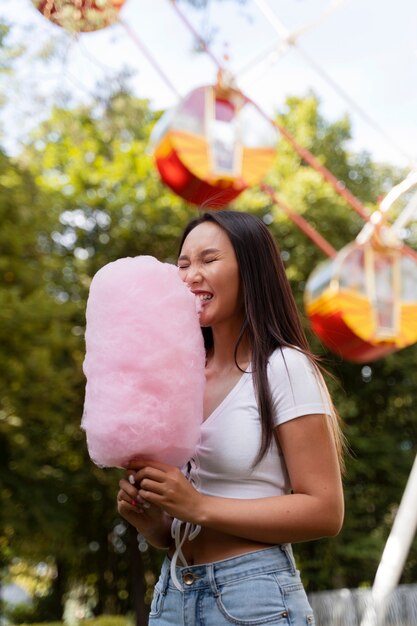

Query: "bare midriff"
(167, 526), (274, 566)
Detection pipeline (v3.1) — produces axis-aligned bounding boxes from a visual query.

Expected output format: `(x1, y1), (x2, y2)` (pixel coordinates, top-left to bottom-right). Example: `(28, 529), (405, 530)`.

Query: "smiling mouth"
(198, 293), (213, 302)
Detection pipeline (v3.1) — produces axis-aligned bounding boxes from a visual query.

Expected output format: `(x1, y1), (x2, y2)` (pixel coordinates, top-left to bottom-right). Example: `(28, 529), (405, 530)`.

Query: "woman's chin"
(199, 313), (212, 328)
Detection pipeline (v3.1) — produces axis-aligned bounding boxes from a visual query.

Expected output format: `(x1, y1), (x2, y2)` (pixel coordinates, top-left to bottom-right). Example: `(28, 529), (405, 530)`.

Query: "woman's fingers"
(120, 474), (156, 509)
(118, 478), (144, 507)
(117, 487), (151, 512)
(135, 467), (167, 484)
(119, 477), (138, 498)
(117, 489), (136, 508)
(140, 477), (167, 495)
(119, 465), (182, 513)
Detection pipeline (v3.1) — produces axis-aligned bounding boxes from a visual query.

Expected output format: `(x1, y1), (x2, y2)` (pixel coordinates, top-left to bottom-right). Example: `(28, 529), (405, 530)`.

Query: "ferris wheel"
(30, 0), (417, 365)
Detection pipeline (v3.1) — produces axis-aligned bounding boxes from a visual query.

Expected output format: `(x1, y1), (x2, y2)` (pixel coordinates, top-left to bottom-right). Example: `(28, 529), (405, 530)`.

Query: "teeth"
(199, 294), (213, 301)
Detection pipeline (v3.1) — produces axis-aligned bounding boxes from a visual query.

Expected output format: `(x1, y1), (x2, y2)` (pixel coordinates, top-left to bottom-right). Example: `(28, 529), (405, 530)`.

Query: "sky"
(1, 0), (417, 169)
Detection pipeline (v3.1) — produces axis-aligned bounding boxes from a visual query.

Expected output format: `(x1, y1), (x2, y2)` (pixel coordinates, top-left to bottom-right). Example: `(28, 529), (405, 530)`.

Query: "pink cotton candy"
(81, 255), (205, 468)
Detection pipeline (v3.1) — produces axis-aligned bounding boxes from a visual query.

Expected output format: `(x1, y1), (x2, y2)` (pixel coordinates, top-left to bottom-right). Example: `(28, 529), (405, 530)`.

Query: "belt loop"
(157, 557), (170, 595)
(208, 563), (221, 598)
(280, 543), (296, 576)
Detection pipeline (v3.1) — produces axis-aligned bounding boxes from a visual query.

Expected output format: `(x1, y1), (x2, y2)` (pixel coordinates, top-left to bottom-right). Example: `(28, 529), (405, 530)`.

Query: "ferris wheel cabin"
(304, 241), (417, 362)
(151, 84), (277, 207)
(33, 0), (126, 32)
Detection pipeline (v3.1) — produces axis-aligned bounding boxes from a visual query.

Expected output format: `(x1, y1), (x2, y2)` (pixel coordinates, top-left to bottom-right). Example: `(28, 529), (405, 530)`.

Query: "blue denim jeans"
(148, 545), (315, 625)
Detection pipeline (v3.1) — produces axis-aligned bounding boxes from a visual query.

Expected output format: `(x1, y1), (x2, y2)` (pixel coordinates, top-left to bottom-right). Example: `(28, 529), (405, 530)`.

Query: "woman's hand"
(117, 472), (173, 548)
(130, 459), (204, 525)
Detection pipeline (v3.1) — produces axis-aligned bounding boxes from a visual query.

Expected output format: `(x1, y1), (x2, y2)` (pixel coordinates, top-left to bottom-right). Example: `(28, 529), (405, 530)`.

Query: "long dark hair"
(179, 210), (344, 466)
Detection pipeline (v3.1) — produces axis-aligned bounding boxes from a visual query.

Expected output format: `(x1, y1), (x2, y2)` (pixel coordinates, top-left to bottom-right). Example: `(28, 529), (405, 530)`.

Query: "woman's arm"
(117, 475), (173, 549)
(135, 413), (344, 545)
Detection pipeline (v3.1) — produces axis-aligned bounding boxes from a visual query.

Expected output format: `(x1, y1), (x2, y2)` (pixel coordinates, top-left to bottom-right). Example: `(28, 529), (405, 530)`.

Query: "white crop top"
(188, 346), (332, 499)
(169, 347), (332, 590)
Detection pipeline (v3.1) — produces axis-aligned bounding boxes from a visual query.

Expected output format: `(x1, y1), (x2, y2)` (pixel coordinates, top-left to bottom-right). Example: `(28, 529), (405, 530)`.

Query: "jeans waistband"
(160, 545), (296, 593)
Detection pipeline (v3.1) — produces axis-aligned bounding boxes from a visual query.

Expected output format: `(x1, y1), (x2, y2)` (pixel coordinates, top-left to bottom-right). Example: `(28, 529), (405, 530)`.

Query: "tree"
(0, 141), (93, 617)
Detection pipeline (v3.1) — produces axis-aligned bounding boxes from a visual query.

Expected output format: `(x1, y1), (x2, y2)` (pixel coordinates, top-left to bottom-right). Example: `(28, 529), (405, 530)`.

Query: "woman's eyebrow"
(177, 248), (220, 262)
(201, 248), (220, 256)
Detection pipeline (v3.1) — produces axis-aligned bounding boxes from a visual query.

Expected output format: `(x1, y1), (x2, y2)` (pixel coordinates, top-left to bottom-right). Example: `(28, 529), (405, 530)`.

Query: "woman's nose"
(184, 265), (202, 286)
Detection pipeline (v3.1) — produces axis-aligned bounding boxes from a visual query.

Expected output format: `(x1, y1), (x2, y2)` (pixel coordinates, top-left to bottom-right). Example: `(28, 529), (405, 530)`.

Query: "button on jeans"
(148, 545), (315, 625)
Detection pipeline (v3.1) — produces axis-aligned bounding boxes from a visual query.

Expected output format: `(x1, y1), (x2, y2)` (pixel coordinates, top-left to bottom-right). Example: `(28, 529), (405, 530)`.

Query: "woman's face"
(178, 221), (243, 328)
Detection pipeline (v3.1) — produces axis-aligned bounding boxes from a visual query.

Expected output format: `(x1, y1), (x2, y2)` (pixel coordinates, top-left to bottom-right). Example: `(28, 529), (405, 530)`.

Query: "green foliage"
(0, 146), (88, 568)
(15, 619), (132, 626)
(82, 617), (134, 626)
(14, 621), (63, 626)
(5, 595), (62, 625)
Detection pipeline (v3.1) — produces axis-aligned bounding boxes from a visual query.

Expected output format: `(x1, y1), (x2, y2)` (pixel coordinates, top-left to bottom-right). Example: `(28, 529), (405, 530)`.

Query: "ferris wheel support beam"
(236, 0), (348, 81)
(119, 18), (182, 99)
(252, 0), (415, 167)
(235, 39), (291, 82)
(266, 115), (370, 221)
(392, 190), (417, 236)
(379, 170), (417, 216)
(386, 170), (417, 235)
(261, 184), (337, 258)
(360, 453), (417, 626)
(356, 170), (417, 256)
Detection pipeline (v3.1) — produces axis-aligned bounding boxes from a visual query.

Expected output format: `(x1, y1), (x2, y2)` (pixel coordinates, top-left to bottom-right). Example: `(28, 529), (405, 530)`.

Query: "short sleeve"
(268, 347), (332, 427)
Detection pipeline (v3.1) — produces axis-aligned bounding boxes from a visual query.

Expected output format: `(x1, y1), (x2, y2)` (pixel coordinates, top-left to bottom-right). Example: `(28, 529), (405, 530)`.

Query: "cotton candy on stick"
(82, 256), (205, 468)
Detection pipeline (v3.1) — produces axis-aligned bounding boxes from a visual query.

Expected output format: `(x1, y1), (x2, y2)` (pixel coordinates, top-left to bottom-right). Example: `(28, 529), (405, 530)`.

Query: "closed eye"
(203, 254), (219, 263)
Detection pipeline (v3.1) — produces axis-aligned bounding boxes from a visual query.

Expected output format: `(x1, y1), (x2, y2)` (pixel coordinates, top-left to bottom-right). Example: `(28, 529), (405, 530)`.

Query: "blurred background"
(1, 1), (417, 625)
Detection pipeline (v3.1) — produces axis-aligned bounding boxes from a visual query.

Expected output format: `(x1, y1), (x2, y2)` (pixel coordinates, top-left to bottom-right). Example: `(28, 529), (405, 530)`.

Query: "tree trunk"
(129, 526), (148, 626)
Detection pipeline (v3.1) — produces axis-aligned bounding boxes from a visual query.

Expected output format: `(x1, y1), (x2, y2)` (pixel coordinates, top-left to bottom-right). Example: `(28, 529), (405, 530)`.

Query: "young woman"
(117, 210), (344, 625)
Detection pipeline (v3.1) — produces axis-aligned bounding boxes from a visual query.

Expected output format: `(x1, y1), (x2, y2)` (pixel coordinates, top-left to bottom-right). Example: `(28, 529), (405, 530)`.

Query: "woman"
(117, 210), (344, 625)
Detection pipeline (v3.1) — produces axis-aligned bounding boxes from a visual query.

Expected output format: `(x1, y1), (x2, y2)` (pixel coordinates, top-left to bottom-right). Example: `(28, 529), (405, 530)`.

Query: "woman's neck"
(208, 320), (251, 371)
